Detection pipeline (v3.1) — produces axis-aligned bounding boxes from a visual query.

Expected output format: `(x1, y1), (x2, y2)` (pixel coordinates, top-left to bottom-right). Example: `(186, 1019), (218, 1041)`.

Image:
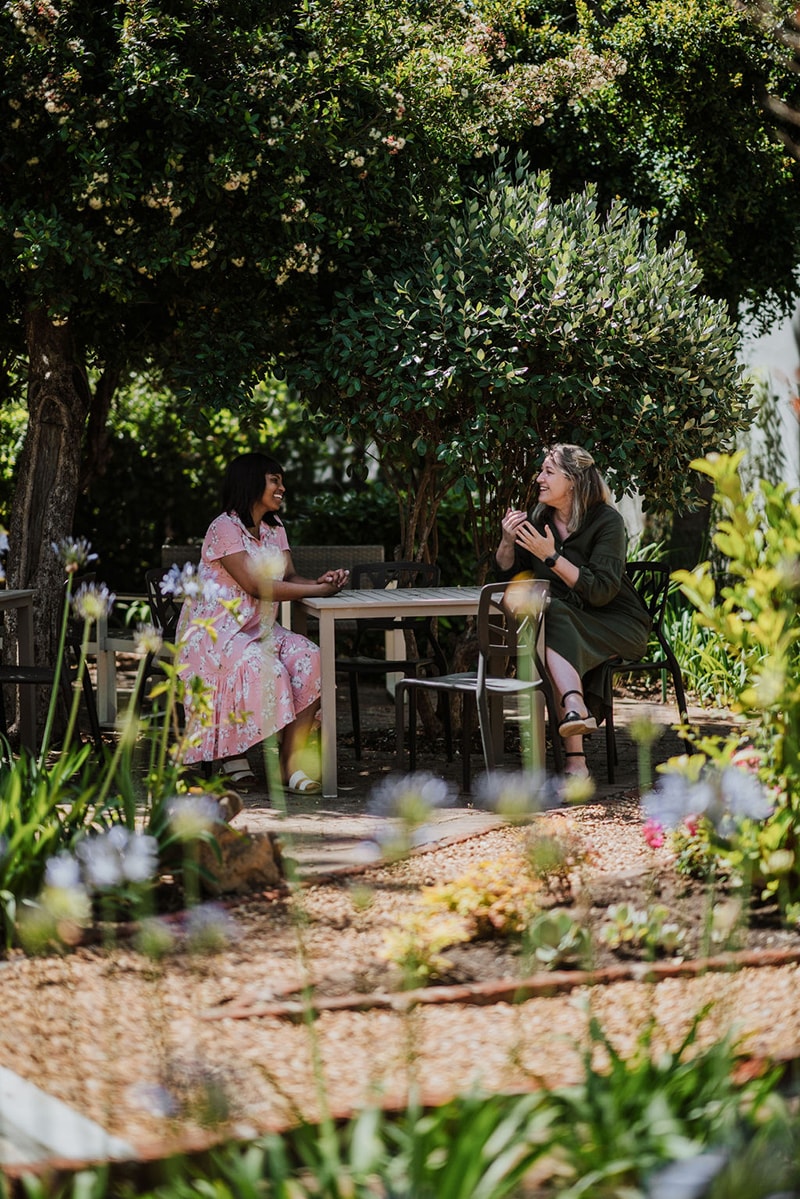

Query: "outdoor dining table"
(0, 588), (37, 747)
(297, 585), (484, 799)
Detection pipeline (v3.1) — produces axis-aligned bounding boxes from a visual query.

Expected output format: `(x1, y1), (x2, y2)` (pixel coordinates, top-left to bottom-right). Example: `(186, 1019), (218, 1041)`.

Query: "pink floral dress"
(176, 512), (321, 763)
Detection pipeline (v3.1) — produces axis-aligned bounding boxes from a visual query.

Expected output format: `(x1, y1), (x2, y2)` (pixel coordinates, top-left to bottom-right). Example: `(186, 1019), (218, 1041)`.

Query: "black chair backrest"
(625, 561), (671, 630)
(145, 568), (184, 640)
(477, 580), (550, 681)
(350, 562), (442, 635)
(350, 561), (441, 590)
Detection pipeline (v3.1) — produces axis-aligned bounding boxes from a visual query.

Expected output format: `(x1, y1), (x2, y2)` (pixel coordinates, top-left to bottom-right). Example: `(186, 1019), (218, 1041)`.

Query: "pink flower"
(642, 818), (665, 849)
(731, 746), (763, 773)
(684, 814), (700, 837)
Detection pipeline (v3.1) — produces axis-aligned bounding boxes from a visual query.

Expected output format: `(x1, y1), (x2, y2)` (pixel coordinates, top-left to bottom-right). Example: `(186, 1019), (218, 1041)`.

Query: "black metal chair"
(335, 561), (451, 759)
(395, 579), (550, 791)
(0, 574), (103, 751)
(133, 568), (185, 714)
(598, 560), (689, 783)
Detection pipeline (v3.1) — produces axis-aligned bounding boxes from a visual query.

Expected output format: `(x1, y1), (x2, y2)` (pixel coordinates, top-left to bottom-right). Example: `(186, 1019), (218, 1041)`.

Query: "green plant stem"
(94, 655), (149, 814)
(37, 573), (74, 767)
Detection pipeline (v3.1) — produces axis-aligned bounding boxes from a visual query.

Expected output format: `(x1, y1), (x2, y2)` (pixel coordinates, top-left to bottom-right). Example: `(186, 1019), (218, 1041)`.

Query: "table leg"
(95, 651), (118, 725)
(317, 610), (338, 798)
(16, 597), (35, 748)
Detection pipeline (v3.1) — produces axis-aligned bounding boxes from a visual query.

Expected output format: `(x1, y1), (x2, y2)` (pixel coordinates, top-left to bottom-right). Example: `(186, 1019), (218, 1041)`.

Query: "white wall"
(740, 307), (800, 491)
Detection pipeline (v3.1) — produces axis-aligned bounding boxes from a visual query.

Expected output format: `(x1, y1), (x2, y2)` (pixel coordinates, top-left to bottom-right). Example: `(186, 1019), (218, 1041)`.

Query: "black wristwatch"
(544, 551), (560, 568)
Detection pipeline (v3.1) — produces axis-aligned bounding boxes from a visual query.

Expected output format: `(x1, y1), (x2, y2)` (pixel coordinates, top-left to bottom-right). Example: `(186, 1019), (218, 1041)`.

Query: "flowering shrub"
(419, 854), (542, 939)
(381, 852), (543, 982)
(671, 453), (800, 917)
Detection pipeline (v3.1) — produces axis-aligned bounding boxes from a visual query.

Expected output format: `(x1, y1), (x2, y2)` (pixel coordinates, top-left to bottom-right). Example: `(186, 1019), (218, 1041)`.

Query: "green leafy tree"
(0, 0), (611, 665)
(477, 0), (799, 326)
(294, 158), (753, 576)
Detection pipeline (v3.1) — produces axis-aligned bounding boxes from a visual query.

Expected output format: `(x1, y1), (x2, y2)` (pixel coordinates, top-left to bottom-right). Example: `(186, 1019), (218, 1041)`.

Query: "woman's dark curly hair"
(220, 452), (284, 529)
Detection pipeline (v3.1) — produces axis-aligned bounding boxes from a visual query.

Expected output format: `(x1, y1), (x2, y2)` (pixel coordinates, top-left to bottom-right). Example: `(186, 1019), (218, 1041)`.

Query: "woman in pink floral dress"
(176, 452), (349, 793)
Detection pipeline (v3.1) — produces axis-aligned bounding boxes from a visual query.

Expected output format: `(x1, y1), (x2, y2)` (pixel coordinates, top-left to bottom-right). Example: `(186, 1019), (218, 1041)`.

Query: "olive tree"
(293, 157), (753, 577)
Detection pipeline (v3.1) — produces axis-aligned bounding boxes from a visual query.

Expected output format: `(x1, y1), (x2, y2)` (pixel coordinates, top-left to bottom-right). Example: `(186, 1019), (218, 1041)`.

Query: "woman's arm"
(569, 507), (627, 606)
(283, 552), (349, 592)
(220, 551), (346, 600)
(495, 508), (529, 576)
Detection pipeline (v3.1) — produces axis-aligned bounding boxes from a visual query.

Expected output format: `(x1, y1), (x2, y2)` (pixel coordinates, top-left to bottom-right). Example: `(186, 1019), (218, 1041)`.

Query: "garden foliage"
(670, 452), (800, 915)
(299, 158), (753, 567)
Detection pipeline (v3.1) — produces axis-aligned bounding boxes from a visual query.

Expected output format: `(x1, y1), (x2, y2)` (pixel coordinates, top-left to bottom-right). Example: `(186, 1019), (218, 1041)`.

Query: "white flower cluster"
(160, 562), (221, 604)
(48, 825), (158, 894)
(72, 580), (116, 622)
(642, 765), (774, 835)
(275, 241), (321, 286)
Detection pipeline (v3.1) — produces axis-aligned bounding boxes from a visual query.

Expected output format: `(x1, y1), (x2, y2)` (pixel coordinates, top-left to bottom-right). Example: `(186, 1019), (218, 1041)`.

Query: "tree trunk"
(4, 310), (91, 733)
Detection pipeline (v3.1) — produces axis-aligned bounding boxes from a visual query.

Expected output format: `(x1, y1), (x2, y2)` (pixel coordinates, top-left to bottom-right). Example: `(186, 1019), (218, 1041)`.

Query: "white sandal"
(220, 756), (257, 790)
(287, 769), (322, 795)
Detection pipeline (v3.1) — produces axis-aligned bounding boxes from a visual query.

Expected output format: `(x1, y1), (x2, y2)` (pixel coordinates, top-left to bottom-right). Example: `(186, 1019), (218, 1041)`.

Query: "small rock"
(199, 825), (285, 896)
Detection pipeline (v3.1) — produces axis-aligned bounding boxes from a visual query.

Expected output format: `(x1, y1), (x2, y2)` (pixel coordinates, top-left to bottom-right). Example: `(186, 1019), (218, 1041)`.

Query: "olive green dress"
(495, 502), (651, 720)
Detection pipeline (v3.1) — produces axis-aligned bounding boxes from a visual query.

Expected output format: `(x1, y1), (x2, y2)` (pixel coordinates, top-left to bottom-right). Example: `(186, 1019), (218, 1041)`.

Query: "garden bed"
(2, 795), (800, 1164)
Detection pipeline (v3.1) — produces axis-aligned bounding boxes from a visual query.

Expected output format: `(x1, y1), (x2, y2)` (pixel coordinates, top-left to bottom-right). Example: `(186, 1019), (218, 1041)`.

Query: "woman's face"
(259, 472), (285, 515)
(536, 455), (572, 509)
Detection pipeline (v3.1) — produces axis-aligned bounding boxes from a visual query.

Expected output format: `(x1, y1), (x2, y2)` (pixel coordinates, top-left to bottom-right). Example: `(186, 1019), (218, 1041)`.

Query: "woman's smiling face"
(536, 454), (571, 510)
(260, 472), (285, 514)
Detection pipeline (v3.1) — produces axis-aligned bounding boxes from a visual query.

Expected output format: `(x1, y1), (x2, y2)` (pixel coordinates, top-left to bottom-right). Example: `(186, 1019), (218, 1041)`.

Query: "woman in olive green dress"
(495, 444), (650, 775)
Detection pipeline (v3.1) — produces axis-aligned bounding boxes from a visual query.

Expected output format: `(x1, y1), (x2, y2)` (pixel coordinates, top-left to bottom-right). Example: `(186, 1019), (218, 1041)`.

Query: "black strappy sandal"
(558, 689), (598, 738)
(563, 750), (590, 778)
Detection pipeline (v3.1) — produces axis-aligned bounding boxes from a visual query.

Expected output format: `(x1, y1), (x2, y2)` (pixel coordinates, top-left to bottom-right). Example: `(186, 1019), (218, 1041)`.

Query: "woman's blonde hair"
(533, 443), (612, 534)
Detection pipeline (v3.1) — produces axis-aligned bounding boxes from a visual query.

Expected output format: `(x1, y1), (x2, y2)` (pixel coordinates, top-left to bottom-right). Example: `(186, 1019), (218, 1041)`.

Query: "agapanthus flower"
(642, 764), (773, 834)
(184, 902), (238, 954)
(72, 581), (115, 622)
(160, 562), (220, 604)
(134, 623), (163, 656)
(75, 826), (158, 890)
(126, 1081), (180, 1118)
(167, 794), (221, 840)
(473, 769), (562, 822)
(251, 545), (287, 587)
(45, 851), (83, 891)
(51, 536), (97, 573)
(369, 772), (454, 826)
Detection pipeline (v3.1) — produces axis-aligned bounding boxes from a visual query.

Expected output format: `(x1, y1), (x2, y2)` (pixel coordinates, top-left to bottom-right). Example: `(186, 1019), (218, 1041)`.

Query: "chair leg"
(476, 690), (496, 775)
(408, 689), (418, 772)
(395, 681), (408, 769)
(80, 672), (104, 753)
(441, 696), (453, 760)
(605, 703), (616, 784)
(348, 671), (362, 759)
(461, 698), (472, 792)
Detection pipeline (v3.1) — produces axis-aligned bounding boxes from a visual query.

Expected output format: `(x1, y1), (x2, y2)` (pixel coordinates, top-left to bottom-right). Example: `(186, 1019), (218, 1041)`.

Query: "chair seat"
(0, 665), (63, 684)
(395, 581), (551, 790)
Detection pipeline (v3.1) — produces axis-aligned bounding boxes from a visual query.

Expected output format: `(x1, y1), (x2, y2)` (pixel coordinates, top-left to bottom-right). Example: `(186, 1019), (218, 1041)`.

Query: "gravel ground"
(2, 791), (800, 1163)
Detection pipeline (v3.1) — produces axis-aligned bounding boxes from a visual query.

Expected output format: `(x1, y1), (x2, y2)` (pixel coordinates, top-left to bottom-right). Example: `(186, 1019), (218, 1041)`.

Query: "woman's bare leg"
(545, 648), (590, 775)
(280, 698), (321, 782)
